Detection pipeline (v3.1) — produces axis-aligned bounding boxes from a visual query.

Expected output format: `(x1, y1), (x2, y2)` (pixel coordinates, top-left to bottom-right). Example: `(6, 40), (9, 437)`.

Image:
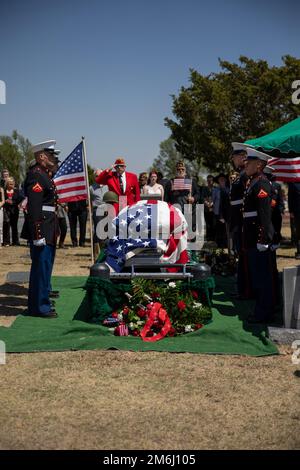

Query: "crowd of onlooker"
(0, 168), (24, 247)
(0, 165), (293, 253)
(138, 169), (286, 250)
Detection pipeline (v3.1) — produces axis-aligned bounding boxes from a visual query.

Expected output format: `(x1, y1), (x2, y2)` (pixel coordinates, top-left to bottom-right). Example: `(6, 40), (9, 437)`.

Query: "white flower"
(193, 302), (203, 308)
(168, 282), (176, 288)
(184, 325), (193, 333)
(117, 313), (123, 321)
(129, 322), (135, 329)
(137, 320), (144, 326)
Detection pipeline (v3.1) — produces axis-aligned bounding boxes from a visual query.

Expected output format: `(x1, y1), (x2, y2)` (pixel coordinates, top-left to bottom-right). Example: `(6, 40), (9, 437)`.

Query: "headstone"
(6, 271), (30, 283)
(283, 266), (300, 329)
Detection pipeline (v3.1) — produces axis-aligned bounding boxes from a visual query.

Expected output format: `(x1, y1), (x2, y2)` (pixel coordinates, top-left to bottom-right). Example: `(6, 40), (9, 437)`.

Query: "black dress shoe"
(38, 311), (58, 318)
(49, 291), (60, 299)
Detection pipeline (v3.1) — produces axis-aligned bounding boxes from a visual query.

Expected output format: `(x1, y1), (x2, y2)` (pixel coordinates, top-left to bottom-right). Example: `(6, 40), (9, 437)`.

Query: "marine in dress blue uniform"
(21, 141), (60, 318)
(263, 165), (282, 304)
(241, 146), (276, 324)
(229, 143), (249, 298)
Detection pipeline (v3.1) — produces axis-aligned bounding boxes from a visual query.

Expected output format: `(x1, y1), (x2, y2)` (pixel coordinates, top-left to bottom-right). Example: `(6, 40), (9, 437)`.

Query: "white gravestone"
(283, 266), (300, 329)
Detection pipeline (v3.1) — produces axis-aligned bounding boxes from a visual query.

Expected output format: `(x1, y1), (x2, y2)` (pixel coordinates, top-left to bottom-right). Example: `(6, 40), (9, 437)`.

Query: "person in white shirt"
(142, 170), (164, 200)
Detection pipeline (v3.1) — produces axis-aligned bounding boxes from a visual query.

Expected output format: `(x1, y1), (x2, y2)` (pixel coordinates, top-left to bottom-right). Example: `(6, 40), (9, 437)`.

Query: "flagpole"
(82, 136), (95, 265)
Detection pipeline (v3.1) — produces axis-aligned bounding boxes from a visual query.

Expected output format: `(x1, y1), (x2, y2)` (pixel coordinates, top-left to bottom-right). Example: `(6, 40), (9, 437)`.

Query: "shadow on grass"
(212, 275), (283, 346)
(0, 283), (28, 296)
(0, 283), (28, 316)
(73, 295), (91, 322)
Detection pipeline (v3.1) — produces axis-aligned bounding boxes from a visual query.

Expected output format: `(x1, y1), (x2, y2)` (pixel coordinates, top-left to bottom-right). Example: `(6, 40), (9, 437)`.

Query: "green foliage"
(125, 279), (212, 330)
(165, 55), (300, 172)
(131, 278), (156, 304)
(151, 137), (206, 183)
(87, 163), (96, 186)
(0, 130), (33, 183)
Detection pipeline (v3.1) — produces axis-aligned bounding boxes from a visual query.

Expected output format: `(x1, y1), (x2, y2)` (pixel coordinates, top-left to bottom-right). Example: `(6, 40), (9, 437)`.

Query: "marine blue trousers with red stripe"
(246, 247), (276, 321)
(28, 243), (56, 316)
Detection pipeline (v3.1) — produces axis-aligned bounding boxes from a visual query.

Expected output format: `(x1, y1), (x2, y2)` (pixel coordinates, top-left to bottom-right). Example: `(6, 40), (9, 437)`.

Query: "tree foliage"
(0, 130), (33, 182)
(87, 163), (96, 186)
(151, 137), (206, 183)
(165, 55), (300, 172)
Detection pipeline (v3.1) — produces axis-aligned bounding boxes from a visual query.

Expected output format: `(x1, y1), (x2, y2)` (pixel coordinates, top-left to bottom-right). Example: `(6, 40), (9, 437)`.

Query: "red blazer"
(96, 169), (140, 213)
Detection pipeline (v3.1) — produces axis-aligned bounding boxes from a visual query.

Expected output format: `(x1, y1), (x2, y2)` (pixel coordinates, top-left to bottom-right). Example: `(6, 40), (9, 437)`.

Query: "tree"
(87, 163), (96, 187)
(165, 55), (300, 172)
(151, 137), (206, 183)
(0, 130), (33, 182)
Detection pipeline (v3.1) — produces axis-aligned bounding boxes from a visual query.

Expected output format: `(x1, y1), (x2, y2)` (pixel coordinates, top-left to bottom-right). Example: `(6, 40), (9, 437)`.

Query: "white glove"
(257, 243), (269, 252)
(270, 243), (280, 251)
(33, 238), (46, 247)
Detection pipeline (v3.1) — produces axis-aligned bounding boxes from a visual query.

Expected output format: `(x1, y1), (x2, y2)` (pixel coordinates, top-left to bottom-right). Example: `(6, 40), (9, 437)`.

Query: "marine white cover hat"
(32, 140), (60, 155)
(231, 142), (247, 151)
(232, 143), (270, 162)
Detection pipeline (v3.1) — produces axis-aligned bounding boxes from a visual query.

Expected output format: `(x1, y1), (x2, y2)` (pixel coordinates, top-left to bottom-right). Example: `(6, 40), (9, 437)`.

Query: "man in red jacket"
(95, 158), (140, 214)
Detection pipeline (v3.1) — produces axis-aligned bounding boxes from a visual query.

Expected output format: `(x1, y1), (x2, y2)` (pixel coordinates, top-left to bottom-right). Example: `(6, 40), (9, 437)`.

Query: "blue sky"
(0, 0), (299, 173)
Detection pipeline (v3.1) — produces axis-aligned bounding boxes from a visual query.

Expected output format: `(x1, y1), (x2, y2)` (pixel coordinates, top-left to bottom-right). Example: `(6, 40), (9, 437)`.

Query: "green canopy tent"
(245, 116), (300, 157)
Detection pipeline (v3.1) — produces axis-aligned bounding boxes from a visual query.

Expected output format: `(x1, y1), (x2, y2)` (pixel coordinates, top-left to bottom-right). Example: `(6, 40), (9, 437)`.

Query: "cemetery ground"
(0, 220), (299, 450)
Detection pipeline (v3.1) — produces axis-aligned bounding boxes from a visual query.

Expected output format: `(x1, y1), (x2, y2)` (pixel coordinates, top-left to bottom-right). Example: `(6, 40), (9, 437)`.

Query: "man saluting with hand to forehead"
(95, 157), (140, 214)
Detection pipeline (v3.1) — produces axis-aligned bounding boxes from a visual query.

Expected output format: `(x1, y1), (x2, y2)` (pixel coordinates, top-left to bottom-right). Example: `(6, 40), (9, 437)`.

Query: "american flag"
(105, 200), (189, 272)
(172, 178), (192, 191)
(53, 142), (88, 203)
(268, 157), (300, 182)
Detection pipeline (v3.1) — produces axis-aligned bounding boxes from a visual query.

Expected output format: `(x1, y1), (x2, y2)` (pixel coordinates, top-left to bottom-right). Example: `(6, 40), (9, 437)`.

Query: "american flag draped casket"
(104, 200), (189, 273)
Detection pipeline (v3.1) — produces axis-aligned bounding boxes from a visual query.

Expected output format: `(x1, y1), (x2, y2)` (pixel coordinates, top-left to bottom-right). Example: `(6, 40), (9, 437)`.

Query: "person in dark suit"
(21, 140), (60, 318)
(67, 199), (88, 247)
(202, 175), (215, 241)
(164, 160), (200, 244)
(213, 173), (230, 249)
(95, 157), (140, 214)
(263, 166), (284, 245)
(3, 177), (24, 246)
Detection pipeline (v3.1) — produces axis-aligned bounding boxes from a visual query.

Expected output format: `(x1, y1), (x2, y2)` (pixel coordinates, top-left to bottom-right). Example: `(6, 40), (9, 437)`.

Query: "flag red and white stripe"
(53, 142), (88, 203)
(268, 157), (300, 182)
(172, 178), (192, 191)
(106, 200), (189, 272)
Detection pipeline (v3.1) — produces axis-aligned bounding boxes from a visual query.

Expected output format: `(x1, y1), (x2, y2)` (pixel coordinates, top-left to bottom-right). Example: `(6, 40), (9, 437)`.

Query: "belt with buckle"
(42, 205), (55, 212)
(243, 211), (257, 218)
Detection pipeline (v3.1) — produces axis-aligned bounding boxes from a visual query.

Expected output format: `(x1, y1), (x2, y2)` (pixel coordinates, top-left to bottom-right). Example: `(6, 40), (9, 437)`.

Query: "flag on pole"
(53, 142), (88, 203)
(268, 157), (300, 182)
(172, 178), (192, 191)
